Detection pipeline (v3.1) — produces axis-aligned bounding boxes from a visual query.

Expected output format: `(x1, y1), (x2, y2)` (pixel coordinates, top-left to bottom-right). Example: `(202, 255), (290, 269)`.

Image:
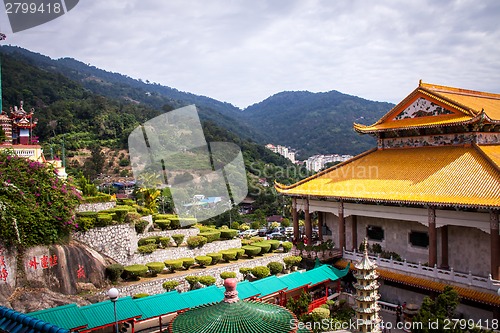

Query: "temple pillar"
(305, 198), (313, 243)
(338, 201), (346, 251)
(318, 212), (324, 241)
(351, 215), (358, 251)
(440, 225), (449, 269)
(428, 207), (437, 267)
(292, 198), (299, 242)
(490, 211), (499, 280)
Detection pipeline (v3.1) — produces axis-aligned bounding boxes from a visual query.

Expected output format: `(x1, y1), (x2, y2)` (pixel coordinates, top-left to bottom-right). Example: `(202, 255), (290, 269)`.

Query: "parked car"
(239, 229), (258, 237)
(258, 228), (268, 236)
(285, 227), (294, 235)
(268, 232), (285, 240)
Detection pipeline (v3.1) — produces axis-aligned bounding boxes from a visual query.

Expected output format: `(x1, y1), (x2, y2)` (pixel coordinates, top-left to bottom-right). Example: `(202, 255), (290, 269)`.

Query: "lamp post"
(108, 288), (119, 333)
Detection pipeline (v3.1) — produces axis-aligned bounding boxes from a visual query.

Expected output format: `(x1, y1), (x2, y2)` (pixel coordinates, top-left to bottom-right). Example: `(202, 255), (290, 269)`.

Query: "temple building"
(276, 81), (500, 319)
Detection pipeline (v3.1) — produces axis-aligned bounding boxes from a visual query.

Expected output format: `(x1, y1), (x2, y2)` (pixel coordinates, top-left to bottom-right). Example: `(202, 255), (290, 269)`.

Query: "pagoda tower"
(10, 101), (38, 145)
(353, 239), (381, 333)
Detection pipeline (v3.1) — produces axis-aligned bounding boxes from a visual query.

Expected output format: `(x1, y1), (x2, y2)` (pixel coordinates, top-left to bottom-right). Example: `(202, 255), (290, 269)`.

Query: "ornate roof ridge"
(420, 82), (500, 101)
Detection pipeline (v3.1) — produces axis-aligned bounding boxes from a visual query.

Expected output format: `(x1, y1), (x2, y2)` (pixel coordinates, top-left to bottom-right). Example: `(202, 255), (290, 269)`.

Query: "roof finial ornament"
(363, 237), (369, 256)
(419, 79), (423, 86)
(223, 278), (239, 303)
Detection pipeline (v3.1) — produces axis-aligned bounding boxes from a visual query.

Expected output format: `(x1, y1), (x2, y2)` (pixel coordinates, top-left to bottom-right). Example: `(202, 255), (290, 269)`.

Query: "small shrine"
(9, 101), (38, 145)
(353, 239), (381, 333)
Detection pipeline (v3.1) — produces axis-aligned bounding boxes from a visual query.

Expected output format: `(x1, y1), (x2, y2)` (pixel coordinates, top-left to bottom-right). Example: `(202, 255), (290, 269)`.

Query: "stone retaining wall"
(109, 252), (290, 297)
(76, 202), (116, 212)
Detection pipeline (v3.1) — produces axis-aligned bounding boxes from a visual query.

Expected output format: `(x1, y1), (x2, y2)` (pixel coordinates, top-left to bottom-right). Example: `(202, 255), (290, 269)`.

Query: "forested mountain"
(242, 91), (394, 158)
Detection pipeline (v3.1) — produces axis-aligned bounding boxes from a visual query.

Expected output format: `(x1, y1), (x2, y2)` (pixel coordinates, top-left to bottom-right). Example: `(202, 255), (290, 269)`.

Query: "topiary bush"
(198, 231), (221, 243)
(239, 267), (252, 279)
(251, 242), (271, 254)
(172, 234), (185, 247)
(281, 241), (293, 253)
(134, 219), (149, 234)
(138, 237), (157, 246)
(267, 261), (284, 275)
(123, 264), (149, 280)
(311, 307), (330, 319)
(242, 245), (261, 258)
(96, 214), (113, 227)
(220, 250), (238, 262)
(267, 240), (281, 251)
(220, 271), (237, 279)
(181, 257), (195, 270)
(164, 260), (184, 273)
(125, 212), (141, 224)
(283, 256), (302, 270)
(230, 248), (245, 259)
(146, 262), (165, 276)
(198, 275), (216, 286)
(220, 229), (239, 239)
(195, 256), (212, 267)
(114, 208), (130, 223)
(105, 263), (124, 283)
(185, 276), (200, 290)
(76, 217), (95, 232)
(187, 235), (207, 248)
(155, 219), (171, 230)
(206, 252), (222, 265)
(138, 244), (157, 254)
(162, 280), (180, 291)
(159, 236), (171, 248)
(133, 293), (149, 299)
(251, 266), (270, 279)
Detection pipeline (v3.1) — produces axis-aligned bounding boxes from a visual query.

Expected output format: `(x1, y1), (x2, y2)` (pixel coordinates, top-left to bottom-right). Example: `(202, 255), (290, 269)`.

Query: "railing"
(308, 296), (328, 312)
(343, 249), (500, 292)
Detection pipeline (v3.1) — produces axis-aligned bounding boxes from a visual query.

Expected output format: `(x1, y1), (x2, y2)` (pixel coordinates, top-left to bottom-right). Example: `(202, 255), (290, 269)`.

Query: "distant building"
(305, 153), (353, 172)
(265, 143), (296, 163)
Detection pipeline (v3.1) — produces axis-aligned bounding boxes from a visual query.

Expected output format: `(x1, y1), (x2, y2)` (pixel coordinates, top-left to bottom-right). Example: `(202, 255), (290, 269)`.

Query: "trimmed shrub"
(138, 238), (157, 246)
(267, 240), (281, 251)
(162, 280), (180, 291)
(172, 234), (185, 247)
(220, 271), (237, 280)
(195, 256), (212, 267)
(267, 261), (284, 275)
(114, 208), (130, 223)
(138, 244), (157, 254)
(283, 256), (302, 270)
(155, 219), (171, 230)
(96, 214), (113, 227)
(76, 217), (94, 232)
(159, 236), (171, 248)
(239, 267), (252, 278)
(220, 250), (237, 262)
(169, 217), (197, 228)
(242, 245), (261, 258)
(181, 257), (195, 270)
(198, 276), (216, 286)
(220, 229), (238, 239)
(76, 211), (98, 219)
(123, 264), (148, 280)
(146, 262), (165, 276)
(133, 293), (149, 299)
(164, 260), (184, 273)
(134, 219), (149, 233)
(198, 231), (221, 243)
(312, 307), (330, 319)
(125, 212), (141, 223)
(282, 241), (293, 253)
(185, 276), (200, 290)
(241, 239), (254, 246)
(251, 266), (270, 279)
(252, 242), (271, 254)
(187, 235), (207, 248)
(105, 263), (124, 283)
(206, 252), (222, 265)
(196, 225), (215, 233)
(230, 248), (245, 259)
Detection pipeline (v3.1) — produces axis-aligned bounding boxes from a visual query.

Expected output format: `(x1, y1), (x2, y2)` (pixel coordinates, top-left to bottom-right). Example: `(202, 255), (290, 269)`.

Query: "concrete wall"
(323, 213), (490, 276)
(76, 202), (116, 212)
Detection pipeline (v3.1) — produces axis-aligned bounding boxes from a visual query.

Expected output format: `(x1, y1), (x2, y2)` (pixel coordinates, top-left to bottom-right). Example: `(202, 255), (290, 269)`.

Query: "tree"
(0, 127), (6, 143)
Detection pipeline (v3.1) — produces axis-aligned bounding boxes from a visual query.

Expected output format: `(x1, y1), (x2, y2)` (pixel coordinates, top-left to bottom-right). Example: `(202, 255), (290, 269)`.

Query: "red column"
(440, 225), (449, 269)
(338, 201), (346, 251)
(305, 198), (313, 243)
(428, 207), (437, 267)
(491, 211), (499, 280)
(292, 198), (299, 243)
(351, 215), (358, 251)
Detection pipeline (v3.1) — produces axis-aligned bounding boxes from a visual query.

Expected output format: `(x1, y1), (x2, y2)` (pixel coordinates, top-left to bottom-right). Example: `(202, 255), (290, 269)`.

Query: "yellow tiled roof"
(335, 259), (500, 307)
(355, 82), (500, 133)
(276, 145), (500, 208)
(478, 145), (500, 170)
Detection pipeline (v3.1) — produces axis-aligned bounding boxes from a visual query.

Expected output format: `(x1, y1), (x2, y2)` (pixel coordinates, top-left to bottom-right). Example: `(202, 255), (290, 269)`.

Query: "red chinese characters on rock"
(27, 254), (58, 270)
(0, 250), (8, 282)
(77, 265), (86, 279)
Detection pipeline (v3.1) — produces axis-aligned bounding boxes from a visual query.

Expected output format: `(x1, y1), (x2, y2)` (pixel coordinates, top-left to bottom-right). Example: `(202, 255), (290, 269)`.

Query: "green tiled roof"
(218, 280), (261, 300)
(79, 297), (142, 329)
(0, 306), (69, 333)
(180, 285), (224, 308)
(28, 304), (87, 331)
(251, 275), (289, 297)
(134, 291), (190, 320)
(169, 300), (299, 333)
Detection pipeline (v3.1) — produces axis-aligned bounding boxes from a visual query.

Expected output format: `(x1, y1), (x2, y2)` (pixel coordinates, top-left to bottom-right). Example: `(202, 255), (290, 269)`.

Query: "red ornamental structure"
(9, 101), (38, 145)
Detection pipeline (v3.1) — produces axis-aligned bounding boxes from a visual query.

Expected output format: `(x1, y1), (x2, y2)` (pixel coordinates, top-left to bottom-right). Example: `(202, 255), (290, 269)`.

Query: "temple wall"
(447, 225), (490, 276)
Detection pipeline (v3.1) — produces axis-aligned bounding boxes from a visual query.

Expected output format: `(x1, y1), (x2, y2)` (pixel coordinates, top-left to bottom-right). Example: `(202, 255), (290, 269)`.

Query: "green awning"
(180, 285), (224, 308)
(79, 297), (142, 329)
(134, 291), (190, 320)
(251, 275), (288, 297)
(28, 304), (87, 331)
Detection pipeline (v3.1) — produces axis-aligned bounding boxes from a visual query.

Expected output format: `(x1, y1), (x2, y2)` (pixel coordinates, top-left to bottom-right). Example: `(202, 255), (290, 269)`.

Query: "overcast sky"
(2, 0), (500, 108)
